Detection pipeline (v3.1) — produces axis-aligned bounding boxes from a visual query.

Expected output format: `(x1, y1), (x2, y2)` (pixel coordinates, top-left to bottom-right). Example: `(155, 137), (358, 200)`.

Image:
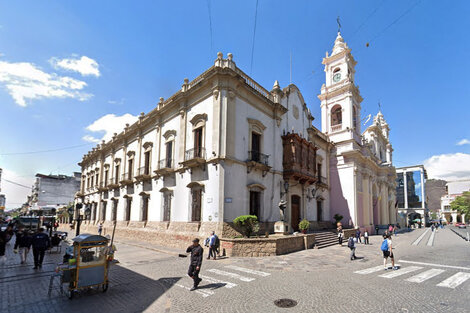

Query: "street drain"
(274, 299), (297, 308)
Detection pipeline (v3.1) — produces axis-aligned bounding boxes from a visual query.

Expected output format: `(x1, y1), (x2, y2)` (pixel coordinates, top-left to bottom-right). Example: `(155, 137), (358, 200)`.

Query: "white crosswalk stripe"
(225, 265), (271, 277)
(406, 269), (445, 283)
(437, 272), (470, 289)
(199, 275), (238, 288)
(207, 268), (256, 282)
(379, 266), (423, 278)
(354, 266), (387, 275)
(174, 283), (214, 297)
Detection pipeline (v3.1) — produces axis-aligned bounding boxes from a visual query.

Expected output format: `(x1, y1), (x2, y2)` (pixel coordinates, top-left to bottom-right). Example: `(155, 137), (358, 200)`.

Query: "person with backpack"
(207, 231), (219, 260)
(348, 235), (357, 261)
(381, 234), (397, 270)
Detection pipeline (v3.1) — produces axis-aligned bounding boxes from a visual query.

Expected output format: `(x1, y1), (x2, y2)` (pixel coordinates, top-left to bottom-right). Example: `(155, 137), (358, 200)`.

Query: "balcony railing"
(158, 159), (174, 169)
(108, 178), (119, 187)
(137, 166), (151, 176)
(248, 150), (269, 166)
(120, 172), (133, 183)
(317, 175), (327, 185)
(331, 124), (342, 132)
(185, 147), (206, 161)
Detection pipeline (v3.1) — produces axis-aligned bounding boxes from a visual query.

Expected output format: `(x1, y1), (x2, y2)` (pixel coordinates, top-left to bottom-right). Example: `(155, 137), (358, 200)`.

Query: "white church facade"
(76, 32), (396, 245)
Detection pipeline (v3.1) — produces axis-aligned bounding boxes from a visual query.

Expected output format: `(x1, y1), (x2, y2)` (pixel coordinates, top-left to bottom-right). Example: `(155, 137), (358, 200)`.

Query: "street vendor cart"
(58, 234), (114, 299)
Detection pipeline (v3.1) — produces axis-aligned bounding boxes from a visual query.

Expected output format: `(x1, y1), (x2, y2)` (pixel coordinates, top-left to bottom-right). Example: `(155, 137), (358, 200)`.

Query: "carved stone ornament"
(213, 89), (219, 100)
(228, 90), (236, 99)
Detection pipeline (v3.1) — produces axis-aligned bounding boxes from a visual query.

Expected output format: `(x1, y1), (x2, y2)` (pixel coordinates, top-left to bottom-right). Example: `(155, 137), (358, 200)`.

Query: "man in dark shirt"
(186, 238), (203, 291)
(31, 227), (50, 269)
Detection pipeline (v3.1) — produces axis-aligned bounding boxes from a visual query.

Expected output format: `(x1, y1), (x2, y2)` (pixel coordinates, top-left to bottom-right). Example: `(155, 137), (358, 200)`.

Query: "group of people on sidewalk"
(0, 225), (59, 269)
(185, 231), (220, 291)
(338, 224), (398, 270)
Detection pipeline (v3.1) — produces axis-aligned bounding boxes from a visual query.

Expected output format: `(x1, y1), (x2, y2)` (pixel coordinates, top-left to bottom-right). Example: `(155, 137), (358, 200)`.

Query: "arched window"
(331, 105), (342, 126)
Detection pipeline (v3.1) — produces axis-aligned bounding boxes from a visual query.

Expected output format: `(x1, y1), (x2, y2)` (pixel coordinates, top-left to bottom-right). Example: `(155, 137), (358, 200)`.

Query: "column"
(462, 213), (466, 223)
(451, 212), (458, 224)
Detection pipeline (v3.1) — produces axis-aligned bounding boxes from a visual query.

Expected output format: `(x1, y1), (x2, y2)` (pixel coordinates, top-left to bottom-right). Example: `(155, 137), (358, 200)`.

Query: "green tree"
(450, 191), (470, 216)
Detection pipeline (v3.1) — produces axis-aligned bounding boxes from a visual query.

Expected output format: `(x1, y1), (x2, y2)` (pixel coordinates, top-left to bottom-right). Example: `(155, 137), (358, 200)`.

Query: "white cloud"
(82, 135), (101, 143)
(0, 59), (92, 107)
(457, 139), (470, 146)
(423, 153), (470, 181)
(50, 55), (100, 77)
(1, 168), (35, 209)
(83, 113), (139, 143)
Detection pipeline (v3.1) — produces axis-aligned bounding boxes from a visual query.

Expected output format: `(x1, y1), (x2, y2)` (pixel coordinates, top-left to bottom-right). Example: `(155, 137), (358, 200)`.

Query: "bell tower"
(318, 32), (363, 145)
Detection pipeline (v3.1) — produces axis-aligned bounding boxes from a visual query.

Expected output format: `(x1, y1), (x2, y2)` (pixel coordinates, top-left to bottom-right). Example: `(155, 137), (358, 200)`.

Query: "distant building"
(0, 194), (5, 217)
(439, 180), (470, 224)
(425, 179), (447, 215)
(29, 173), (81, 213)
(396, 165), (427, 227)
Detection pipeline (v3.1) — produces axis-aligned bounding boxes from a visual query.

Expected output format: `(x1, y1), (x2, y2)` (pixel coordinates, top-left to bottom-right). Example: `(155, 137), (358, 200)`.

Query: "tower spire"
(336, 16), (341, 34)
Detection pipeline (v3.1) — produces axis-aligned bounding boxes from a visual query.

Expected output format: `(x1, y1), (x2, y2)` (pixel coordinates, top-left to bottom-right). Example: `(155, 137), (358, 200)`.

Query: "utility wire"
(350, 0), (387, 40)
(206, 0), (213, 54)
(3, 179), (32, 189)
(367, 0), (422, 47)
(249, 0), (259, 75)
(0, 143), (92, 156)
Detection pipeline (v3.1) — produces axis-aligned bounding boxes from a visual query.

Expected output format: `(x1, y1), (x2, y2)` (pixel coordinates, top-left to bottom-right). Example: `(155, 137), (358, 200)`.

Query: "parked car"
(458, 224), (466, 229)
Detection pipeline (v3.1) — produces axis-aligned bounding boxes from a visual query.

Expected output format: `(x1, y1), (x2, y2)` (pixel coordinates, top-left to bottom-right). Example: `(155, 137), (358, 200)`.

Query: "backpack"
(347, 237), (354, 248)
(381, 239), (389, 251)
(215, 235), (220, 248)
(204, 237), (210, 247)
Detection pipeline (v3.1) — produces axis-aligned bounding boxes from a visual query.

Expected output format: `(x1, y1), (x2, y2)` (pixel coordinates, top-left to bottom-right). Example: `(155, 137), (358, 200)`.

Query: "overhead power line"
(367, 0), (422, 47)
(249, 0), (259, 75)
(3, 179), (32, 189)
(0, 143), (92, 156)
(206, 0), (213, 54)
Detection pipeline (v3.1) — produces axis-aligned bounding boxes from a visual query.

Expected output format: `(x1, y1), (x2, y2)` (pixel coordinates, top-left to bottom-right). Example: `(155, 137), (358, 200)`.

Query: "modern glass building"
(396, 165), (427, 227)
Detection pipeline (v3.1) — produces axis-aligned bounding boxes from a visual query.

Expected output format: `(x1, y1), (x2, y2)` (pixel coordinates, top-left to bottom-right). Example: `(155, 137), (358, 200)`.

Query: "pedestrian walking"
(431, 224), (435, 232)
(14, 228), (32, 264)
(98, 222), (103, 236)
(337, 224), (344, 245)
(0, 225), (14, 266)
(186, 238), (203, 291)
(207, 231), (219, 260)
(393, 225), (398, 236)
(364, 230), (369, 245)
(355, 227), (362, 244)
(347, 235), (357, 260)
(381, 234), (397, 270)
(53, 221), (59, 232)
(31, 227), (50, 269)
(388, 224), (393, 234)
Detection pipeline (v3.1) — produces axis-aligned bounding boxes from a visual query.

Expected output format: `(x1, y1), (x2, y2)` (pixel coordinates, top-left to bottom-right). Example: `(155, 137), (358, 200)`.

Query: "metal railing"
(248, 150), (269, 166)
(121, 172), (132, 181)
(235, 68), (274, 101)
(317, 175), (327, 184)
(158, 159), (174, 169)
(108, 178), (118, 186)
(185, 147), (206, 161)
(137, 166), (151, 176)
(331, 124), (342, 132)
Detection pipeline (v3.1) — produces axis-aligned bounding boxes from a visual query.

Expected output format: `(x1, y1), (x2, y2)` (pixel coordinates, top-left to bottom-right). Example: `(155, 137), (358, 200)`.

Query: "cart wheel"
(67, 289), (74, 300)
(102, 283), (109, 292)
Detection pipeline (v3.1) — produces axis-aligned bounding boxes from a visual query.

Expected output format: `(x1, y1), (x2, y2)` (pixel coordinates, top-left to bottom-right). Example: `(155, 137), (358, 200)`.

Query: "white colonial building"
(76, 32), (396, 245)
(439, 180), (470, 224)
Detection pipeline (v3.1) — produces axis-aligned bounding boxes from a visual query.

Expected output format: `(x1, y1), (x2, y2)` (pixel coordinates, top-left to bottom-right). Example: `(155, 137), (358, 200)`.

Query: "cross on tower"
(337, 16), (341, 33)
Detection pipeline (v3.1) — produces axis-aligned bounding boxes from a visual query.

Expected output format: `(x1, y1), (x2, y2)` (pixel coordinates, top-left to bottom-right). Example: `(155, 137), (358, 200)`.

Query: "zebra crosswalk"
(166, 265), (271, 297)
(355, 264), (470, 289)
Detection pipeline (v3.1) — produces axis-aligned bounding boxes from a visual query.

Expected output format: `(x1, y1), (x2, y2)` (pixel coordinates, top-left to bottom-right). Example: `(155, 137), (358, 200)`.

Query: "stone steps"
(313, 231), (339, 249)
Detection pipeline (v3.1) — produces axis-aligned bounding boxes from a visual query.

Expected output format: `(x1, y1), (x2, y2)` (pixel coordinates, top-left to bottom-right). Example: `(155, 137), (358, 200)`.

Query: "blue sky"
(1, 0), (469, 208)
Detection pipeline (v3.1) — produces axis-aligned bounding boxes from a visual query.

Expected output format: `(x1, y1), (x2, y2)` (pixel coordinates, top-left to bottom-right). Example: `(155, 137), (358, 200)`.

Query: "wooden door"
(192, 189), (202, 222)
(291, 195), (301, 231)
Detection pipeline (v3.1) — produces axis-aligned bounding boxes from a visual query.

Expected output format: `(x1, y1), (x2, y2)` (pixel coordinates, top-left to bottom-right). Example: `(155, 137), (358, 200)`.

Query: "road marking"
(426, 230), (436, 246)
(207, 269), (255, 282)
(174, 283), (214, 297)
(437, 272), (470, 289)
(354, 266), (386, 275)
(225, 265), (271, 277)
(412, 228), (430, 246)
(405, 269), (445, 283)
(400, 260), (470, 271)
(199, 275), (238, 288)
(379, 266), (423, 278)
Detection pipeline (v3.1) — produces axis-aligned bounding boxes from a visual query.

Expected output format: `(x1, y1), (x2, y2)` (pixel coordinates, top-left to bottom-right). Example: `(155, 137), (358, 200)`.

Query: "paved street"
(1, 228), (469, 313)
